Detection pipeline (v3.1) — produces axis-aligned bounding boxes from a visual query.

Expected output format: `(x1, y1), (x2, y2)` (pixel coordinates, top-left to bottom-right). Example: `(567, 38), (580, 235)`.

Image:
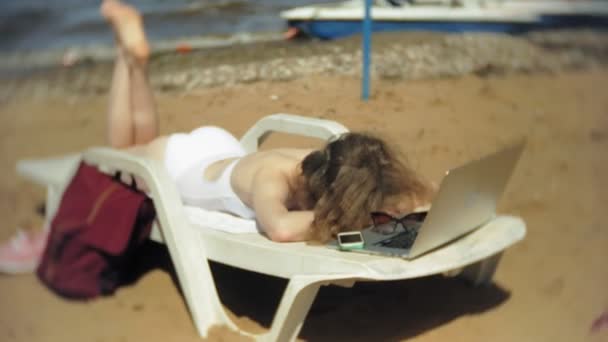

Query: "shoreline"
(2, 29), (608, 104)
(0, 31), (286, 78)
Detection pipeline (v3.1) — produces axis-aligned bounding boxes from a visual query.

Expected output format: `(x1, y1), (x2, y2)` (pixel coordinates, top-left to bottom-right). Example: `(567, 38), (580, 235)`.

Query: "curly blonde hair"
(301, 132), (433, 243)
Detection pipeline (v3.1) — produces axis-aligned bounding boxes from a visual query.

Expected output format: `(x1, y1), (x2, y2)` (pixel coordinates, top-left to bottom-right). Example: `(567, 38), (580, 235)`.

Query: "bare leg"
(129, 56), (159, 145)
(106, 46), (133, 148)
(101, 0), (158, 147)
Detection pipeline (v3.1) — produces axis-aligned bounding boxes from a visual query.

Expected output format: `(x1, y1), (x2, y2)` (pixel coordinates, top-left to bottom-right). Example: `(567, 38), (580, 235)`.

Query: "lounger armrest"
(82, 148), (160, 179)
(239, 113), (350, 153)
(16, 153), (81, 188)
(82, 147), (226, 333)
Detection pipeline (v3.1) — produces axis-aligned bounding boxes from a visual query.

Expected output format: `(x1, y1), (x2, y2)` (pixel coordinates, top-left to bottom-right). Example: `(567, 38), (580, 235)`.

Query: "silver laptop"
(343, 142), (525, 260)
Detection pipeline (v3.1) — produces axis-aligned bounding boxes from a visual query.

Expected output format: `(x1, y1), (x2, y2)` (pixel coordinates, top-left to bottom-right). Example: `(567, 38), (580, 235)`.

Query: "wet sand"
(0, 33), (607, 341)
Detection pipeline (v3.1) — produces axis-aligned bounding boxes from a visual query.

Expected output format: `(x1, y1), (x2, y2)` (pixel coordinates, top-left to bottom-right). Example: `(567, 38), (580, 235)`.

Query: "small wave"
(181, 0), (250, 14)
(0, 31), (284, 78)
(0, 0), (303, 54)
(146, 0), (251, 19)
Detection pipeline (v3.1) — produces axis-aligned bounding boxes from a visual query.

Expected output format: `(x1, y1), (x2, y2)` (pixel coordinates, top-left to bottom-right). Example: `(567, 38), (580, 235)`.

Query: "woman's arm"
(251, 168), (314, 242)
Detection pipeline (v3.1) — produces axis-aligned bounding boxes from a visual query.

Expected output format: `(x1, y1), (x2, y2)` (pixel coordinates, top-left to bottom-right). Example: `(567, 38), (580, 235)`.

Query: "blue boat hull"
(538, 14), (608, 30)
(288, 15), (608, 40)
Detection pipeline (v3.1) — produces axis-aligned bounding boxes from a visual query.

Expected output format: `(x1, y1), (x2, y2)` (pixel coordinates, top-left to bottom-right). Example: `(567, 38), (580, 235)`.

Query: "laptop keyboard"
(377, 229), (418, 249)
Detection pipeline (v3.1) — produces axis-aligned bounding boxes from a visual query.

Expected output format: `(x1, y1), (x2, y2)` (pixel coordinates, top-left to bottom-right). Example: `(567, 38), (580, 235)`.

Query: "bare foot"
(101, 0), (150, 63)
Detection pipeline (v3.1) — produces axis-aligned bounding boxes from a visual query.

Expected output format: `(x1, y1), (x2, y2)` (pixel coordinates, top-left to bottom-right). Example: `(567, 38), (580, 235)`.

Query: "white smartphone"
(337, 231), (365, 251)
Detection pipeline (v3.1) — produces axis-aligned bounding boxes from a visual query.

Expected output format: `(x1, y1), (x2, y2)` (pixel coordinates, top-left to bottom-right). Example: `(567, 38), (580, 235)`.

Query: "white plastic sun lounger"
(16, 113), (526, 341)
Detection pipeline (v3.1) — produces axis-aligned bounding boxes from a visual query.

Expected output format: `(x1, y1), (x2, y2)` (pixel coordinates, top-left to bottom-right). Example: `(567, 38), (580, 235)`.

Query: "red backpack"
(37, 162), (155, 299)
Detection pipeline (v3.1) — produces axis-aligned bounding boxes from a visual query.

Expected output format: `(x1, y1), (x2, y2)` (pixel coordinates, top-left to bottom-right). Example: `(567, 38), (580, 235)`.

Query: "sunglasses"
(370, 211), (428, 235)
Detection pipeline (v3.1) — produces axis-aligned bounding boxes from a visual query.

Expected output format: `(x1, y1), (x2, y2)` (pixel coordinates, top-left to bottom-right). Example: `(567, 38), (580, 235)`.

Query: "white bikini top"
(175, 156), (256, 219)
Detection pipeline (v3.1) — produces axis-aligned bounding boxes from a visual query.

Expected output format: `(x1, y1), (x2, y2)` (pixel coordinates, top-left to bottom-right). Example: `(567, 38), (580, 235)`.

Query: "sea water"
(0, 0), (325, 53)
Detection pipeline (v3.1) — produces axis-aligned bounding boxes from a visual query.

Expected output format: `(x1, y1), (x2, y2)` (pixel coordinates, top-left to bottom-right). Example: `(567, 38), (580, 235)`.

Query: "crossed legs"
(101, 0), (158, 148)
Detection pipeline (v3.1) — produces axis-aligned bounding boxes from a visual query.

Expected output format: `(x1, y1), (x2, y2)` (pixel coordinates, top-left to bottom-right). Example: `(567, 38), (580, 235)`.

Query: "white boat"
(280, 0), (608, 39)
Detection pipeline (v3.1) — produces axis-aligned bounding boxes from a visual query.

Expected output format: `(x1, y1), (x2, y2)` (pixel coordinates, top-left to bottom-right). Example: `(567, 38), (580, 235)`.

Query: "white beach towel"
(184, 206), (260, 234)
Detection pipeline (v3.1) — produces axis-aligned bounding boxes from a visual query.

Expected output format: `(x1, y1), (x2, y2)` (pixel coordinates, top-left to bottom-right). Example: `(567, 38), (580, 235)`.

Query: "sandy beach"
(0, 30), (607, 341)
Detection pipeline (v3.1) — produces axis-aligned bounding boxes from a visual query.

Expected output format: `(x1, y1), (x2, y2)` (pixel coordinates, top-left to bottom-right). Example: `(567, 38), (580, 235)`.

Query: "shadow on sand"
(128, 241), (510, 341)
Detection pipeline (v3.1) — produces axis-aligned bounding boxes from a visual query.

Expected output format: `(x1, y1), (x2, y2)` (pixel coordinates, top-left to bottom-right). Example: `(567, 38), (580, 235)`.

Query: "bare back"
(140, 135), (312, 209)
(210, 148), (317, 241)
(134, 135), (316, 241)
(227, 148), (314, 210)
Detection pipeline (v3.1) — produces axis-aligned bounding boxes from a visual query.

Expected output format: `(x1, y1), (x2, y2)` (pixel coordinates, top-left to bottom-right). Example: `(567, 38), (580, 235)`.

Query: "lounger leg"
(460, 252), (503, 286)
(262, 276), (320, 342)
(164, 231), (236, 338)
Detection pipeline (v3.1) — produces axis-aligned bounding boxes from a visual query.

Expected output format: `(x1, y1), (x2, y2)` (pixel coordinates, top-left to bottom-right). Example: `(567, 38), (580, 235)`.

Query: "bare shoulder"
(249, 149), (302, 180)
(241, 148), (312, 169)
(232, 148), (309, 202)
(256, 148), (313, 163)
(253, 148), (314, 193)
(248, 154), (293, 205)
